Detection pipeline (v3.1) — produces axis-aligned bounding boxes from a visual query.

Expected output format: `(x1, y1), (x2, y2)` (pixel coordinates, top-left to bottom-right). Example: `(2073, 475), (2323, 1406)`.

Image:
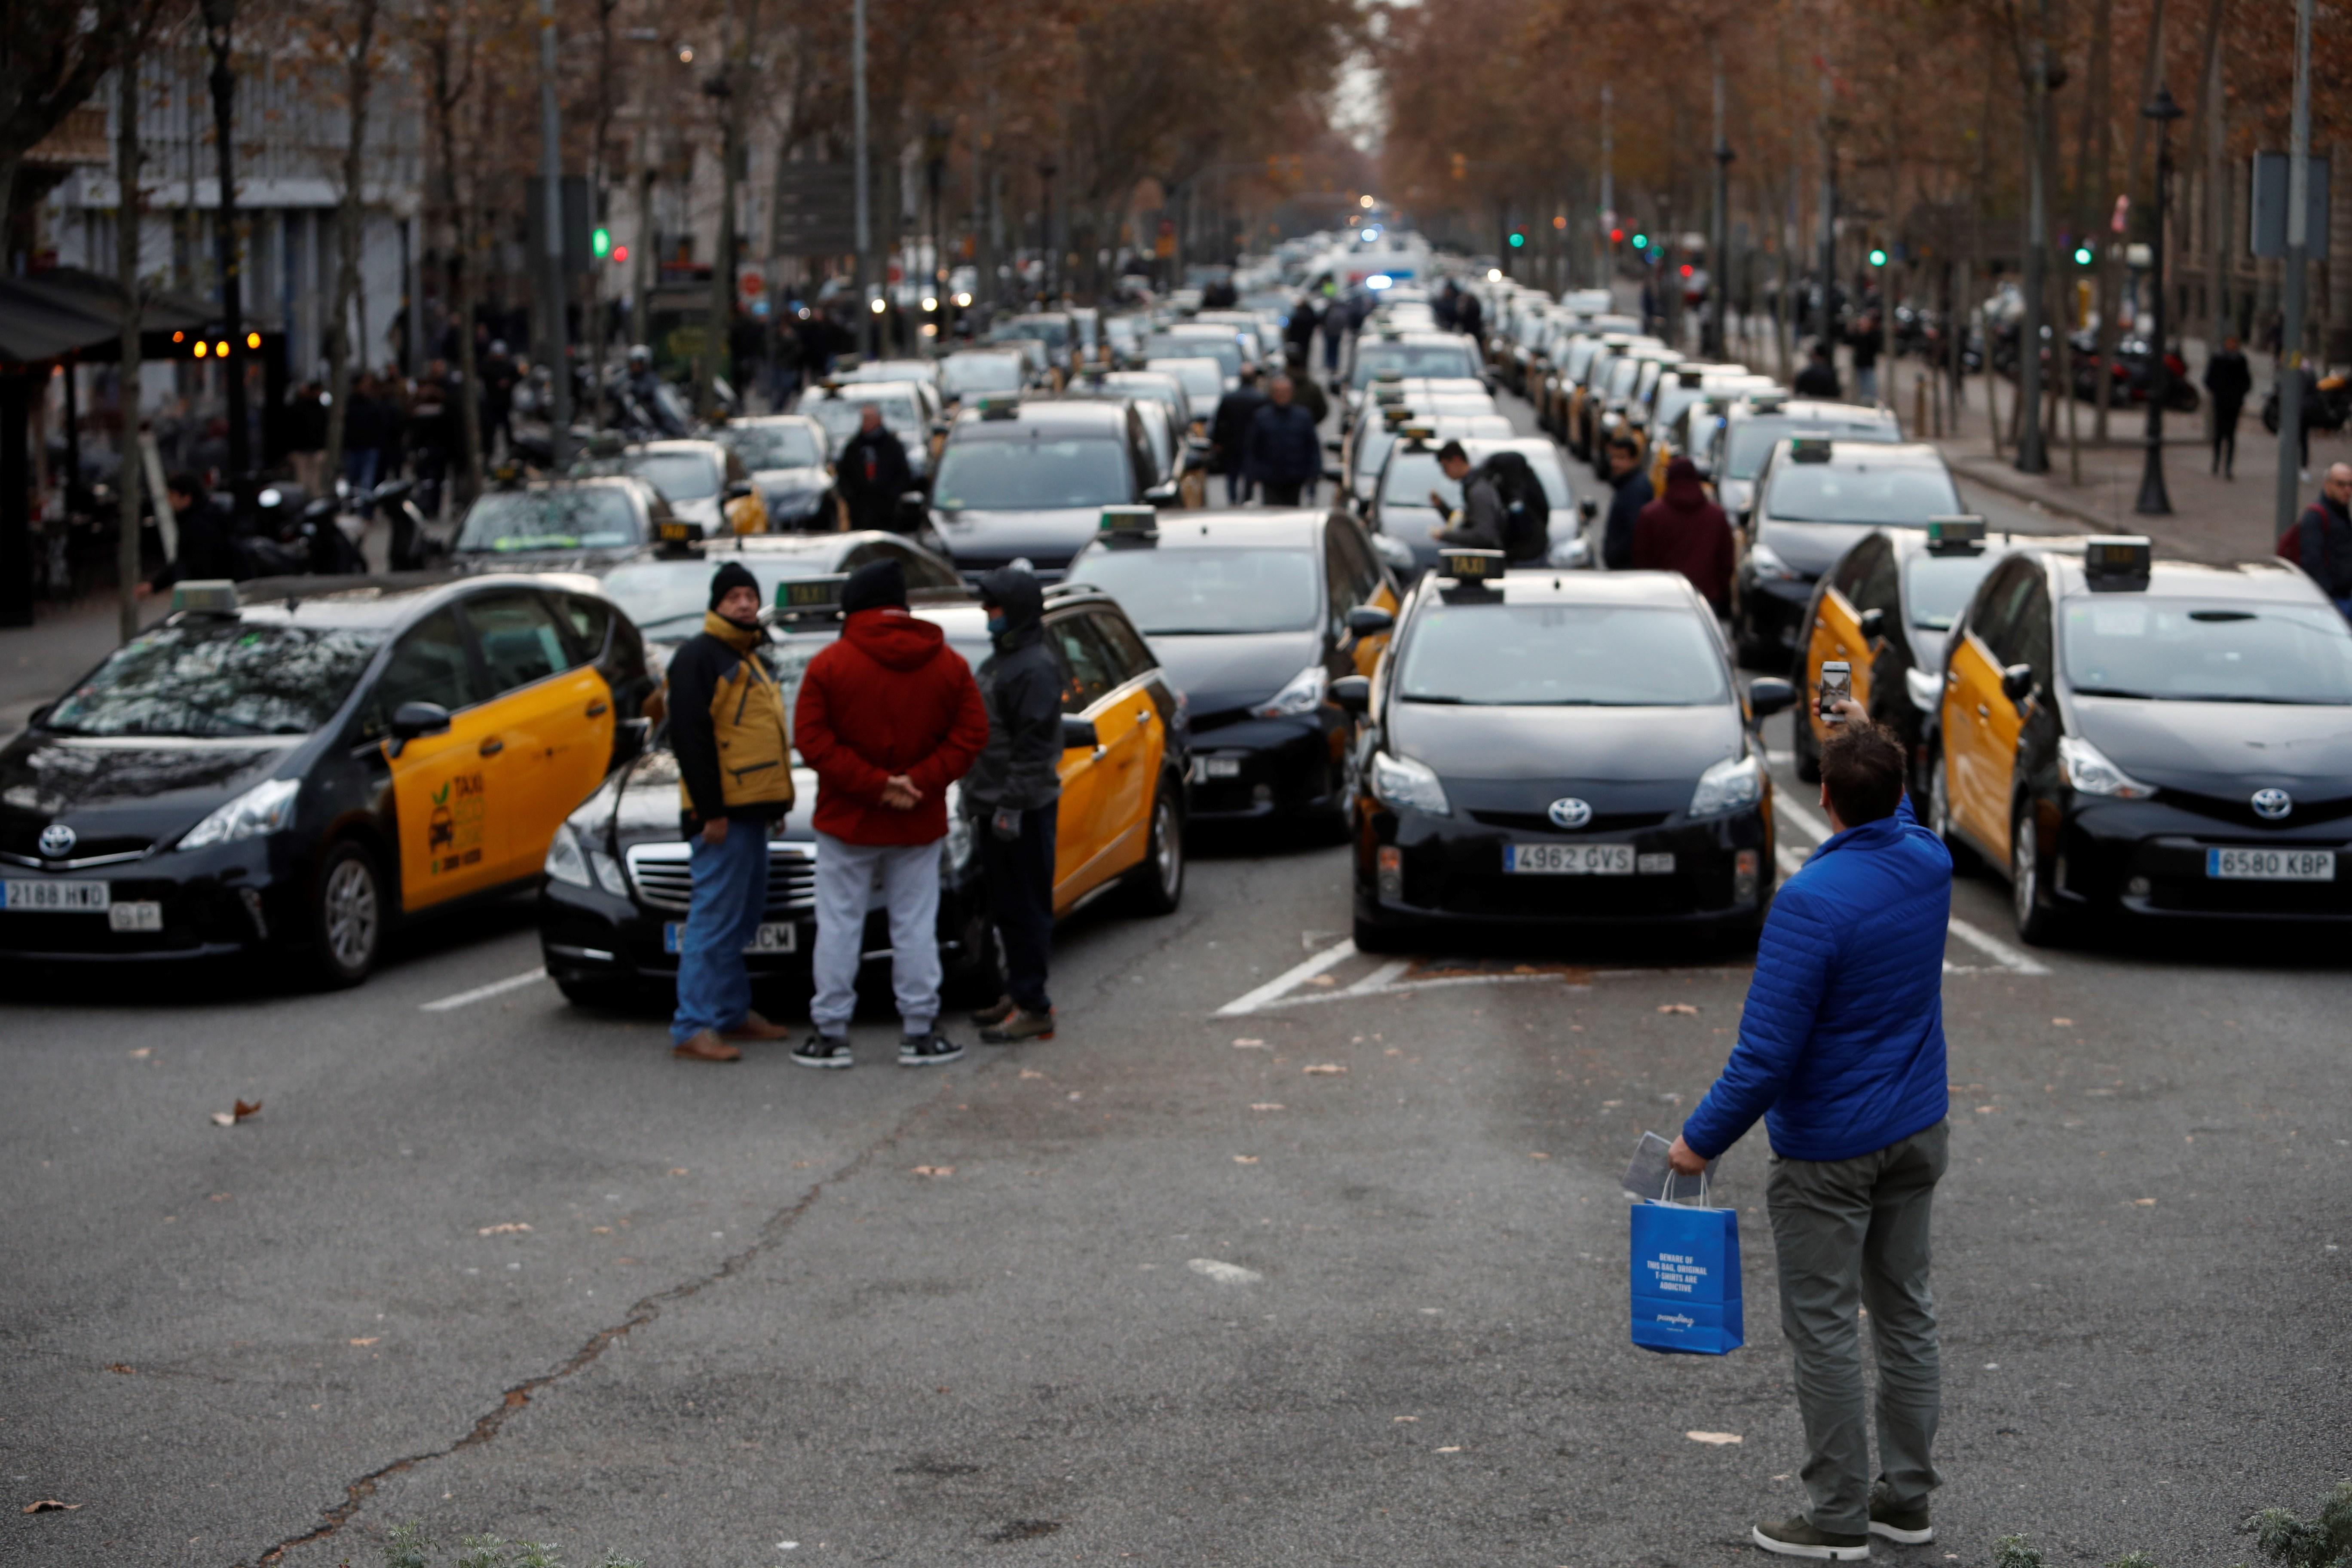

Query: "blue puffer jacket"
(1681, 795), (1952, 1163)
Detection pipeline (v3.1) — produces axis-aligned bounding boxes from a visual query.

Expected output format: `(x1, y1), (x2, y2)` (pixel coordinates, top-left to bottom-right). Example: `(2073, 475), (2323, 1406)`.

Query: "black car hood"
(0, 731), (303, 858)
(2069, 696), (2352, 796)
(1389, 701), (1746, 811)
(1146, 630), (1321, 719)
(1758, 518), (1879, 580)
(586, 747), (828, 849)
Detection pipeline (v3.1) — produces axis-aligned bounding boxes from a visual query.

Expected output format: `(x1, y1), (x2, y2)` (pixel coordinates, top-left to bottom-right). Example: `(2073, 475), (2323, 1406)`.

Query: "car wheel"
(1124, 781), (1184, 915)
(1926, 746), (1978, 874)
(311, 839), (383, 989)
(2010, 805), (2068, 946)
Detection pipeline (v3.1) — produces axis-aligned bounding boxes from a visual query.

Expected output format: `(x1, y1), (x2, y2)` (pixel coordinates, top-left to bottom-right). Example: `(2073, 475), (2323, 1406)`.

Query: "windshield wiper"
(2071, 685), (2153, 699)
(1400, 693), (1468, 704)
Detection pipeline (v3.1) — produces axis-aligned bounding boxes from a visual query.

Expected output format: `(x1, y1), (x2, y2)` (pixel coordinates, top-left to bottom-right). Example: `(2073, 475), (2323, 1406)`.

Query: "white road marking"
(1777, 794), (2050, 976)
(1776, 844), (1810, 878)
(1945, 916), (2052, 975)
(1214, 938), (1357, 1016)
(1344, 959), (1413, 995)
(1774, 795), (1835, 844)
(1188, 1258), (1263, 1284)
(420, 968), (550, 1012)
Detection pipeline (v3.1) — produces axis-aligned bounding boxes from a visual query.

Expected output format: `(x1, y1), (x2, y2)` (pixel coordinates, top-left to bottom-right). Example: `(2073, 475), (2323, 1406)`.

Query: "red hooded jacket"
(793, 607), (989, 846)
(1631, 456), (1737, 614)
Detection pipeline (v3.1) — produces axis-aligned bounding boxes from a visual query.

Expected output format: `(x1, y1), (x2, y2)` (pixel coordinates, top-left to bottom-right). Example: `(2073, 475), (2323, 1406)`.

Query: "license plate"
(1192, 756), (1242, 781)
(662, 921), (799, 955)
(2205, 847), (2336, 882)
(109, 901), (163, 932)
(1504, 842), (1634, 876)
(1, 879), (110, 911)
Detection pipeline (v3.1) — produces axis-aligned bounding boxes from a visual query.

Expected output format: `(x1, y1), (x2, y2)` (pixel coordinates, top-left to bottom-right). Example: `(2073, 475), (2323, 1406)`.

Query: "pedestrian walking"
(2292, 462), (2352, 618)
(1600, 433), (1653, 571)
(342, 372), (392, 514)
(1849, 318), (1881, 404)
(1210, 364), (1269, 504)
(1667, 710), (1953, 1561)
(479, 338), (518, 457)
(836, 404), (916, 533)
(1631, 456), (1737, 614)
(790, 559), (989, 1069)
(2204, 337), (2251, 479)
(1321, 288), (1346, 376)
(966, 566), (1063, 1044)
(1794, 340), (1842, 400)
(663, 561), (798, 1063)
(1244, 374), (1321, 506)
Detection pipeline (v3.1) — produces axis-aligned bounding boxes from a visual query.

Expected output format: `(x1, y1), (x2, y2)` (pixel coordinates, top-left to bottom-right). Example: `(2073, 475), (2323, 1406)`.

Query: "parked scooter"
(2262, 366), (2352, 435)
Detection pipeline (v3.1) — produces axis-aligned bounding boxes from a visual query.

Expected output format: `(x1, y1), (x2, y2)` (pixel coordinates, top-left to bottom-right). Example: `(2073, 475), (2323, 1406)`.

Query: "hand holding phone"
(1818, 661), (1852, 722)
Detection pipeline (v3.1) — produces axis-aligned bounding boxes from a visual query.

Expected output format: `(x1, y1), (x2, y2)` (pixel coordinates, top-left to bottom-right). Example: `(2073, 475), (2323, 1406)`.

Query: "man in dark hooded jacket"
(965, 566), (1063, 1042)
(1600, 434), (1654, 571)
(1632, 456), (1738, 614)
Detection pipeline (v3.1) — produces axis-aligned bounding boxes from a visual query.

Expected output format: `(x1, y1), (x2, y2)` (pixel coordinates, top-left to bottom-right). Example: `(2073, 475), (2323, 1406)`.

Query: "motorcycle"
(368, 478), (446, 572)
(2261, 368), (2352, 435)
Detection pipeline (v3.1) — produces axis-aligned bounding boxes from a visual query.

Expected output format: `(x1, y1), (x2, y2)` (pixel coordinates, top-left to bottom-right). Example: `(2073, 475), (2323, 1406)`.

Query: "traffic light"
(1609, 227), (1624, 245)
(1552, 214), (1566, 230)
(612, 245), (629, 264)
(591, 226), (612, 260)
(1630, 233), (1648, 250)
(2073, 245), (2094, 265)
(1450, 152), (1467, 182)
(1507, 230), (1525, 249)
(1868, 247), (1888, 267)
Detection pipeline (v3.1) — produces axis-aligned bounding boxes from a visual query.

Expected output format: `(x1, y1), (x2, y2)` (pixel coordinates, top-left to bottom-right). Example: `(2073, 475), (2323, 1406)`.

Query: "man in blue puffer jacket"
(1669, 709), (1953, 1562)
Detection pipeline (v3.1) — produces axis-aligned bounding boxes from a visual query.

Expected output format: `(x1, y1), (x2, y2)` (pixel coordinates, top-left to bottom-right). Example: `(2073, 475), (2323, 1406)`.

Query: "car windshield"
(1766, 462), (1960, 525)
(717, 424), (822, 470)
(1066, 547), (1318, 634)
(2062, 598), (2352, 704)
(995, 317), (1069, 347)
(1905, 554), (2001, 630)
(46, 620), (386, 737)
(456, 489), (642, 551)
(624, 452), (721, 501)
(1352, 341), (1478, 388)
(940, 355), (1024, 396)
(1149, 335), (1241, 377)
(1383, 451), (1455, 511)
(1148, 359), (1222, 405)
(1727, 418), (1897, 478)
(933, 438), (1131, 511)
(600, 555), (848, 638)
(1400, 603), (1728, 706)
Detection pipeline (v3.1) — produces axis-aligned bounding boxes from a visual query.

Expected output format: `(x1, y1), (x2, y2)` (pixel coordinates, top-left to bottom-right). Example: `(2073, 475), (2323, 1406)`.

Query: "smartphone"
(1818, 661), (1852, 721)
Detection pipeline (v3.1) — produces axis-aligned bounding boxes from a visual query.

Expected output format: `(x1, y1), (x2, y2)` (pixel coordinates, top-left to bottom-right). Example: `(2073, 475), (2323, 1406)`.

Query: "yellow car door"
(458, 589), (615, 884)
(1941, 628), (2002, 851)
(366, 606), (506, 910)
(1045, 614), (1132, 906)
(1082, 611), (1171, 877)
(1804, 543), (1877, 751)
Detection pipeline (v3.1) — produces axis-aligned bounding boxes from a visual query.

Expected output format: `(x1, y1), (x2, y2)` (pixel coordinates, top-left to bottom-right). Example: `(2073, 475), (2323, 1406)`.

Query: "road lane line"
(1214, 939), (1357, 1016)
(1775, 796), (1834, 844)
(1344, 959), (1412, 995)
(1775, 844), (1810, 878)
(420, 968), (550, 1012)
(1944, 916), (2051, 975)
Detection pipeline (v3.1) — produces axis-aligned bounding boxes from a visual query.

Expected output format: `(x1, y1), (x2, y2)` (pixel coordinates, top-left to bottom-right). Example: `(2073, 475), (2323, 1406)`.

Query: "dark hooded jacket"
(964, 567), (1064, 812)
(1601, 462), (1654, 571)
(1631, 456), (1737, 613)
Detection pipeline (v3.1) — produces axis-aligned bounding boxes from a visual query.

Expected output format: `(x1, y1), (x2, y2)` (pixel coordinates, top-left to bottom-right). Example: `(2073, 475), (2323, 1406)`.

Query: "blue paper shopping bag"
(1628, 1179), (1744, 1356)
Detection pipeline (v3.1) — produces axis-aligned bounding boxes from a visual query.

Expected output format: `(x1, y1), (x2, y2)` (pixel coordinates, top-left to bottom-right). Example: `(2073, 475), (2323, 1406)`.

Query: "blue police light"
(1366, 273), (1393, 290)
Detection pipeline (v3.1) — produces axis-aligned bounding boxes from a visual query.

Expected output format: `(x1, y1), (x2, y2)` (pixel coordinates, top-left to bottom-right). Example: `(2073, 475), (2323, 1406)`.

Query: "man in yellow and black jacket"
(664, 560), (796, 1063)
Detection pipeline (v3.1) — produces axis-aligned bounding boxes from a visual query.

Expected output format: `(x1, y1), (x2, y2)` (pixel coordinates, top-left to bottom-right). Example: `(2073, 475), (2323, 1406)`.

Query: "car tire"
(1791, 706), (1822, 784)
(310, 838), (384, 989)
(1925, 745), (1978, 875)
(2010, 803), (2069, 946)
(1124, 779), (1184, 916)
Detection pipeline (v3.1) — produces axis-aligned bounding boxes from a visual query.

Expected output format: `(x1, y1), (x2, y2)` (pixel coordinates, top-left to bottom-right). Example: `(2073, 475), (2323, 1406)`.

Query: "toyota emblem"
(2251, 788), (2293, 821)
(38, 823), (76, 858)
(1547, 797), (1594, 830)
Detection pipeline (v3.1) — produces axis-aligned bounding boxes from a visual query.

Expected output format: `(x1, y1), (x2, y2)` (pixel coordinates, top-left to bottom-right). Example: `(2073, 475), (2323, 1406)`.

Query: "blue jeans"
(669, 819), (771, 1045)
(1225, 470), (1253, 505)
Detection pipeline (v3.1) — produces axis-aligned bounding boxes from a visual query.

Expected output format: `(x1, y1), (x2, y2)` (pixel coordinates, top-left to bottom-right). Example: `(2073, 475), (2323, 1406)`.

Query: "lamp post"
(1037, 159), (1058, 303)
(1708, 47), (1733, 360)
(198, 0), (250, 481)
(2015, 12), (2050, 475)
(2135, 83), (2184, 516)
(925, 117), (951, 349)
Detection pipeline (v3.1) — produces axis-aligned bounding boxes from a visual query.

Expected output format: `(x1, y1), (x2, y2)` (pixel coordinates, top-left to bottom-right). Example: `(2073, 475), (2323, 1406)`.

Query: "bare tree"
(320, 0), (382, 487)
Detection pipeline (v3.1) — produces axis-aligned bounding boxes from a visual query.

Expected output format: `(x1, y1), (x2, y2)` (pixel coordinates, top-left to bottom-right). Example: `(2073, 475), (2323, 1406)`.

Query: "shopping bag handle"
(1656, 1166), (1711, 1209)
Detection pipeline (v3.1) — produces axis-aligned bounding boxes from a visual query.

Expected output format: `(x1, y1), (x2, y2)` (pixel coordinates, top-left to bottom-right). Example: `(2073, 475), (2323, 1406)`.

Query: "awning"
(0, 268), (221, 368)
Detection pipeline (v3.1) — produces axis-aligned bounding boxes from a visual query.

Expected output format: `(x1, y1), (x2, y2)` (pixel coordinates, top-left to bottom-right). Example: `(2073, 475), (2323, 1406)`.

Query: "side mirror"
(723, 480), (753, 502)
(1345, 605), (1395, 638)
(1748, 677), (1797, 717)
(1331, 674), (1372, 716)
(1061, 716), (1100, 750)
(2000, 663), (2036, 703)
(1142, 481), (1181, 508)
(386, 700), (451, 758)
(26, 701), (53, 729)
(1857, 606), (1886, 641)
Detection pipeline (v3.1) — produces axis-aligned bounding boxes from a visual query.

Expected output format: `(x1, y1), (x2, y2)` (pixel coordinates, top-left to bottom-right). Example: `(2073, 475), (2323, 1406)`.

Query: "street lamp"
(925, 117), (952, 349)
(2135, 83), (2186, 516)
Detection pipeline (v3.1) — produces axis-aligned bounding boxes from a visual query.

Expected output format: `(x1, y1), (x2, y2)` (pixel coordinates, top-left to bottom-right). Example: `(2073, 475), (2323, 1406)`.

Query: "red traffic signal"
(1609, 228), (1625, 244)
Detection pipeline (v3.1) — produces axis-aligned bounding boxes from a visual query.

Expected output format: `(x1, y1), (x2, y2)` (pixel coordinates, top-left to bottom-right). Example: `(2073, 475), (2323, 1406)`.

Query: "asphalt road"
(5, 390), (2348, 1568)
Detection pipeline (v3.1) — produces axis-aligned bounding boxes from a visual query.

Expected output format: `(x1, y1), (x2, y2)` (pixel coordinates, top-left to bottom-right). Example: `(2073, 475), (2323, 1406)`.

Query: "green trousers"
(1765, 1119), (1949, 1535)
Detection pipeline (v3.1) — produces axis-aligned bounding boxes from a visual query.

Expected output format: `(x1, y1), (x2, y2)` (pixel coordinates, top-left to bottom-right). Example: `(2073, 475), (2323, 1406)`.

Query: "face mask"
(986, 613), (1008, 638)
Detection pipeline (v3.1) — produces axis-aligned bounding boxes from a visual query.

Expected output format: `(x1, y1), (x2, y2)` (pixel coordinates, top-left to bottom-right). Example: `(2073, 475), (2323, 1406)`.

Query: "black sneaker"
(1868, 1485), (1933, 1546)
(792, 1032), (853, 1070)
(1752, 1516), (1871, 1561)
(898, 1029), (965, 1068)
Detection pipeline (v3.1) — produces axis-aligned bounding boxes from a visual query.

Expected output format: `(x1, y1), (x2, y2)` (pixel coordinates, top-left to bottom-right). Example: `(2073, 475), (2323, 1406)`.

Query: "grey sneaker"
(1752, 1516), (1871, 1561)
(1868, 1485), (1933, 1545)
(898, 1029), (966, 1068)
(791, 1032), (853, 1069)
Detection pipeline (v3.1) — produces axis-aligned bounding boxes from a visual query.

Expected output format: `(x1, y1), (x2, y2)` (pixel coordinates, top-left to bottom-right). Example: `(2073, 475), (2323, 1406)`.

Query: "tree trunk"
(431, 8), (482, 498)
(116, 55), (144, 638)
(323, 0), (380, 487)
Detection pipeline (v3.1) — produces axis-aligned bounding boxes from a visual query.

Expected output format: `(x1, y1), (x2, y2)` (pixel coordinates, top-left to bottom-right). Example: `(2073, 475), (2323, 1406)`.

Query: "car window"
(560, 595), (613, 659)
(1860, 543), (1902, 621)
(624, 451), (721, 502)
(1049, 614), (1118, 712)
(1087, 610), (1155, 684)
(455, 487), (642, 551)
(2005, 579), (2052, 683)
(465, 591), (573, 694)
(369, 609), (483, 726)
(932, 437), (1133, 511)
(1766, 460), (1960, 525)
(1967, 559), (2037, 662)
(1831, 539), (1876, 597)
(1329, 518), (1382, 604)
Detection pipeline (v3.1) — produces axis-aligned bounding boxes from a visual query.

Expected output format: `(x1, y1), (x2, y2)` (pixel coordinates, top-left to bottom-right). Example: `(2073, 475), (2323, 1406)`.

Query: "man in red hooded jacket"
(791, 559), (989, 1069)
(1632, 456), (1738, 616)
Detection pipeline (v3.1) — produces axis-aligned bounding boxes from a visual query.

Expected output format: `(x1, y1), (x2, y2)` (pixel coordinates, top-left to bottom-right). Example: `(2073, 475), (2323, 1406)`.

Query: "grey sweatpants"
(809, 833), (941, 1036)
(1766, 1119), (1949, 1535)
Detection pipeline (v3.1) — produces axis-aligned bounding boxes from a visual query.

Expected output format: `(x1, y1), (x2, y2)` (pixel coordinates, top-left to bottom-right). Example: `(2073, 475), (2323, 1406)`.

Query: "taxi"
(937, 348), (1029, 409)
(1565, 334), (1663, 460)
(802, 378), (941, 482)
(1926, 537), (2352, 942)
(1732, 435), (1960, 668)
(1540, 320), (1641, 441)
(710, 414), (834, 531)
(1366, 431), (1580, 575)
(1647, 367), (1775, 492)
(1063, 506), (1397, 826)
(1344, 410), (1512, 529)
(1697, 393), (1902, 524)
(926, 396), (1175, 581)
(1338, 331), (1486, 432)
(538, 569), (1191, 1005)
(597, 530), (965, 660)
(1334, 551), (1795, 951)
(452, 477), (675, 573)
(0, 576), (656, 984)
(1055, 379), (1204, 511)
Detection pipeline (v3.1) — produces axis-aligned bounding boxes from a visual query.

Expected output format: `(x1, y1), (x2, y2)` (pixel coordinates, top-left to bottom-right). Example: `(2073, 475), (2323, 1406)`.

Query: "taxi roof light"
(975, 394), (1021, 420)
(1788, 435), (1835, 463)
(773, 573), (848, 619)
(1372, 369), (1404, 382)
(655, 518), (707, 554)
(172, 579), (240, 616)
(1439, 548), (1506, 582)
(2083, 535), (2153, 588)
(1924, 514), (1987, 553)
(1746, 392), (1788, 412)
(1098, 505), (1159, 545)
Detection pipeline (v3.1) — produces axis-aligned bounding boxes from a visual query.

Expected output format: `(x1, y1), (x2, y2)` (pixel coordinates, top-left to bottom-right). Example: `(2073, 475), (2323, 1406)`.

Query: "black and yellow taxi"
(1063, 505), (1396, 826)
(538, 566), (1191, 1004)
(0, 575), (656, 984)
(1790, 516), (2083, 796)
(1334, 551), (1795, 951)
(1925, 536), (2352, 942)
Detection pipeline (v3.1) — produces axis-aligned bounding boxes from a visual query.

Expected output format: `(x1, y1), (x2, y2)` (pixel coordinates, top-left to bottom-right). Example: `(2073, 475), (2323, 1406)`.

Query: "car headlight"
(1371, 750), (1450, 816)
(2058, 735), (2156, 799)
(1746, 540), (1800, 582)
(544, 822), (591, 886)
(1252, 662), (1326, 720)
(176, 777), (300, 851)
(1689, 753), (1764, 818)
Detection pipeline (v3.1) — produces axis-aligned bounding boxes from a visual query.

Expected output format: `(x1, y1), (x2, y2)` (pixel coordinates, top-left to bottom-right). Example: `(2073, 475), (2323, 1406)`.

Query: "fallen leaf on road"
(1435, 1446), (1462, 1453)
(668, 1167), (689, 1176)
(2052, 1017), (2074, 1026)
(107, 1363), (134, 1375)
(1658, 1004), (1699, 1015)
(209, 1099), (262, 1127)
(22, 1501), (79, 1513)
(1305, 974), (1337, 986)
(912, 1166), (955, 1178)
(1976, 1106), (1996, 1114)
(617, 1257), (637, 1264)
(1302, 1063), (1347, 1075)
(591, 1226), (612, 1234)
(1685, 1431), (1743, 1445)
(1187, 1258), (1262, 1284)
(347, 1337), (380, 1347)
(129, 1047), (151, 1059)
(2134, 1197), (2156, 1206)
(1250, 1103), (1286, 1112)
(1232, 1155), (1259, 1164)
(208, 1193), (230, 1202)
(1393, 1415), (1417, 1422)
(1019, 1068), (1047, 1080)
(1602, 1099), (1623, 1107)
(1528, 1152), (1550, 1160)
(1231, 1038), (1267, 1048)
(476, 1222), (532, 1236)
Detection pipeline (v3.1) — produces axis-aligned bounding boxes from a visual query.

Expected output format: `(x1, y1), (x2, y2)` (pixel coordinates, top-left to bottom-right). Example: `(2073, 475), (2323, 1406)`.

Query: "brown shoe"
(723, 1010), (790, 1042)
(671, 1029), (742, 1063)
(970, 994), (1017, 1028)
(979, 1007), (1055, 1044)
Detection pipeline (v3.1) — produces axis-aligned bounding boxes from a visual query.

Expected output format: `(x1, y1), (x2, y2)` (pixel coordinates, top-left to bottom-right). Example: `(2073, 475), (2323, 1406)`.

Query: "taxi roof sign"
(2083, 535), (2153, 587)
(1924, 514), (1987, 553)
(975, 394), (1021, 419)
(774, 574), (847, 616)
(655, 518), (705, 553)
(172, 579), (239, 616)
(1099, 505), (1159, 543)
(1439, 548), (1506, 582)
(1788, 434), (1834, 463)
(1746, 392), (1788, 412)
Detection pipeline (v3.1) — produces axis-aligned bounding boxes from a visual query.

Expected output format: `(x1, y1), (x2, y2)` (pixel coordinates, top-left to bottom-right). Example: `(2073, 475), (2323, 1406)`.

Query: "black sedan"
(0, 575), (656, 983)
(1337, 554), (1794, 951)
(711, 414), (838, 531)
(451, 477), (675, 574)
(1062, 507), (1398, 826)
